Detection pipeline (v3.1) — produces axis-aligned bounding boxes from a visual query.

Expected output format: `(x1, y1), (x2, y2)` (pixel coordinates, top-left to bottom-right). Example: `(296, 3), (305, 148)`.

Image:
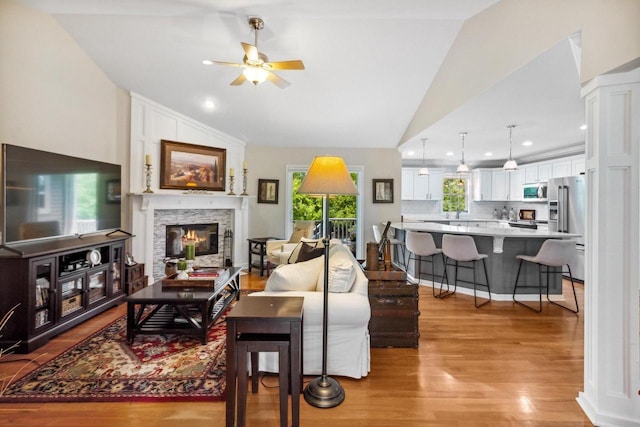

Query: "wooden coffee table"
(126, 267), (241, 344)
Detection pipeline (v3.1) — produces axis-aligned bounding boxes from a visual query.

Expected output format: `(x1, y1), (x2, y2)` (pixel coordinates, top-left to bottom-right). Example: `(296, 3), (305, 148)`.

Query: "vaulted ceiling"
(15, 0), (585, 166)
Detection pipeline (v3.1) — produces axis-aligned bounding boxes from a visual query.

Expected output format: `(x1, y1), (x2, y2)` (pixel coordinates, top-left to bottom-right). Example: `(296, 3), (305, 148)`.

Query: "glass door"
(88, 266), (108, 304)
(31, 257), (55, 331)
(286, 164), (364, 258)
(110, 243), (124, 295)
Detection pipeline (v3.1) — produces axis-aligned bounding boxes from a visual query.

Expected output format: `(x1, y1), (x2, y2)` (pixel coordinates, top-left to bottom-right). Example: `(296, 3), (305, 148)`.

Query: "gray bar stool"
(512, 239), (579, 314)
(405, 230), (444, 297)
(440, 234), (491, 308)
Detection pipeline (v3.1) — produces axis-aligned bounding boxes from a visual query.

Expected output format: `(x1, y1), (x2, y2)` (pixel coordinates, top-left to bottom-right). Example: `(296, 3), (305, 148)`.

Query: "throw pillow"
(327, 263), (356, 293)
(296, 242), (325, 263)
(315, 245), (357, 292)
(265, 256), (324, 292)
(288, 238), (321, 263)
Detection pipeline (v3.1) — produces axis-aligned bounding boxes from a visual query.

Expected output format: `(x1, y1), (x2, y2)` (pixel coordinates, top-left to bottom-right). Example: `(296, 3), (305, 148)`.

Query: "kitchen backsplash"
(401, 200), (549, 220)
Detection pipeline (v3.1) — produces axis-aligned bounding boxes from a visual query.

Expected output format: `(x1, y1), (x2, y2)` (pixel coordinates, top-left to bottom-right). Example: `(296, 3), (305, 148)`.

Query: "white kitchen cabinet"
(572, 158), (585, 176)
(413, 171), (429, 200)
(509, 169), (523, 201)
(427, 171), (444, 200)
(472, 169), (492, 201)
(491, 170), (510, 201)
(401, 168), (443, 200)
(524, 165), (538, 183)
(552, 160), (572, 178)
(524, 162), (551, 183)
(538, 163), (551, 181)
(401, 168), (414, 200)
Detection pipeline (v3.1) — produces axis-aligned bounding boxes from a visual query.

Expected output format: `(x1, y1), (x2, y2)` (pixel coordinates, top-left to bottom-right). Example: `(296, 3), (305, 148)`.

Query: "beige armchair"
(266, 220), (316, 274)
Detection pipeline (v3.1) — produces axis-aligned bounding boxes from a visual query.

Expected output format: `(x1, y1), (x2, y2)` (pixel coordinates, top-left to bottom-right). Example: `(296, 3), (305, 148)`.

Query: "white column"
(578, 68), (640, 426)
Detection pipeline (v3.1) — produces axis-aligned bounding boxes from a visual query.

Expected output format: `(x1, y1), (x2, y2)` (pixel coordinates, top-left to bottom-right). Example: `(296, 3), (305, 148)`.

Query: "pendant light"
(503, 124), (518, 171)
(418, 138), (429, 176)
(456, 132), (470, 174)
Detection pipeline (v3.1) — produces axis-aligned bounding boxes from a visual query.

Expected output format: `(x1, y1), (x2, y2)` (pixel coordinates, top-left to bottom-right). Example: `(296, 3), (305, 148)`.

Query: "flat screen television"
(1, 144), (122, 244)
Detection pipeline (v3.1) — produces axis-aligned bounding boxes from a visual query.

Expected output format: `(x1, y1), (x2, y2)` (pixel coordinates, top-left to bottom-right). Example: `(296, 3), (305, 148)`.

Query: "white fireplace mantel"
(129, 192), (249, 283)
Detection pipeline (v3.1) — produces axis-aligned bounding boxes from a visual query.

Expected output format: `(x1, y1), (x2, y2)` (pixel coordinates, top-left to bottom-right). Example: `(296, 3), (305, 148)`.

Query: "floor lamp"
(298, 155), (358, 408)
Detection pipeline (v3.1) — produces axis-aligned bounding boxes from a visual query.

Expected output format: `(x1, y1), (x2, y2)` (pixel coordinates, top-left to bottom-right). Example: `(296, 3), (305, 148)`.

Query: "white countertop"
(401, 215), (505, 222)
(391, 221), (580, 253)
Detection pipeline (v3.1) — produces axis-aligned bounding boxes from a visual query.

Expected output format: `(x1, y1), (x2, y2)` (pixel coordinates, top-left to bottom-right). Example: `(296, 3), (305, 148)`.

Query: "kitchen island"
(390, 222), (580, 298)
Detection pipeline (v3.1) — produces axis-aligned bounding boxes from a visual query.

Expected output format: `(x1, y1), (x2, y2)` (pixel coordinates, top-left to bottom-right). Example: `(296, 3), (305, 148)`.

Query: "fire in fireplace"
(165, 223), (219, 258)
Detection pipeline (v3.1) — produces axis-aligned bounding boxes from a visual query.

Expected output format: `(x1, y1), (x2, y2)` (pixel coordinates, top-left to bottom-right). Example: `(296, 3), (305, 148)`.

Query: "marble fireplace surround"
(129, 193), (248, 283)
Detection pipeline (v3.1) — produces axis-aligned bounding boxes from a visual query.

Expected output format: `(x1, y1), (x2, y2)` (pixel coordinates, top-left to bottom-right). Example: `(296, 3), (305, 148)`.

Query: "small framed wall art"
(373, 179), (394, 203)
(258, 179), (279, 204)
(159, 139), (226, 191)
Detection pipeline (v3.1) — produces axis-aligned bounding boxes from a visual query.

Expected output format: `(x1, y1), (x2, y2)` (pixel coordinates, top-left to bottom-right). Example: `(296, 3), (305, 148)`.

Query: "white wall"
(0, 0), (131, 240)
(245, 146), (402, 252)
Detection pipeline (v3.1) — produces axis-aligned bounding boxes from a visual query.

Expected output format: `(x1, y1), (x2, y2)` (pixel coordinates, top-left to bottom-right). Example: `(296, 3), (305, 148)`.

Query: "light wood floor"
(0, 271), (592, 427)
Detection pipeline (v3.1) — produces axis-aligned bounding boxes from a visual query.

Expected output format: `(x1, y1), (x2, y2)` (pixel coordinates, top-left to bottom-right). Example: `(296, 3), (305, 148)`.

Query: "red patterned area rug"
(0, 308), (230, 403)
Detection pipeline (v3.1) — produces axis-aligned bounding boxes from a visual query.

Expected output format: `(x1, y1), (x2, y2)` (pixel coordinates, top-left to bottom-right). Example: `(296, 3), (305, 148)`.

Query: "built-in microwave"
(522, 182), (548, 202)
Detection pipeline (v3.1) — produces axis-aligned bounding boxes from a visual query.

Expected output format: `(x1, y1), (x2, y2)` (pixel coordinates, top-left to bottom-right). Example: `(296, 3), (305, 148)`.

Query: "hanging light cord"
(508, 125), (514, 160)
(460, 132), (466, 163)
(421, 138), (427, 167)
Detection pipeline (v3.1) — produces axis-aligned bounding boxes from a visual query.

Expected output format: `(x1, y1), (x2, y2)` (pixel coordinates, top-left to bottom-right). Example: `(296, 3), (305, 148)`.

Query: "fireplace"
(165, 223), (219, 258)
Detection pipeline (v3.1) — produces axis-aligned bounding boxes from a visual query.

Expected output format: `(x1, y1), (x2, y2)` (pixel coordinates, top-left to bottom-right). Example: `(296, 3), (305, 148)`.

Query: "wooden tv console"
(0, 233), (130, 353)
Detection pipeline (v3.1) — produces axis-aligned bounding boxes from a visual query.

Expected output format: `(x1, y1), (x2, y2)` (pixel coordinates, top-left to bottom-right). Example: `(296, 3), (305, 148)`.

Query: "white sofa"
(249, 243), (370, 379)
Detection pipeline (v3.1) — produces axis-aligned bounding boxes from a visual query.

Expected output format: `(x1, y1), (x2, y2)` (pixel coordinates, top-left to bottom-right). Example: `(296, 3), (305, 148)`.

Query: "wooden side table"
(226, 296), (304, 427)
(247, 237), (278, 276)
(366, 269), (420, 348)
(124, 263), (147, 295)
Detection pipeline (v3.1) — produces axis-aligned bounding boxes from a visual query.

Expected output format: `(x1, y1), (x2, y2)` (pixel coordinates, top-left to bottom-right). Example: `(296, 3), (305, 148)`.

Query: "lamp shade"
(418, 167), (430, 176)
(456, 163), (470, 174)
(503, 159), (518, 171)
(298, 156), (359, 196)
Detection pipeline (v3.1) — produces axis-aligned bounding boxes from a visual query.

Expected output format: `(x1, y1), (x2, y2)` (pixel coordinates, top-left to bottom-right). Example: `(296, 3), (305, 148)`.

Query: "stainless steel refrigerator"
(547, 175), (585, 282)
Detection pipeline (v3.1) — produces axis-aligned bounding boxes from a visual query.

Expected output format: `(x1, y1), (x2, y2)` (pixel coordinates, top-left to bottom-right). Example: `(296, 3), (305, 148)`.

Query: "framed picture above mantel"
(159, 140), (226, 191)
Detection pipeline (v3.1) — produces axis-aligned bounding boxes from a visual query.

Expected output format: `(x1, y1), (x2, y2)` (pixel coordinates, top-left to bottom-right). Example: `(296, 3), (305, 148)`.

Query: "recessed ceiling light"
(580, 124), (587, 130)
(406, 150), (415, 156)
(484, 152), (493, 157)
(204, 100), (215, 110)
(445, 151), (454, 156)
(202, 59), (213, 65)
(522, 140), (533, 146)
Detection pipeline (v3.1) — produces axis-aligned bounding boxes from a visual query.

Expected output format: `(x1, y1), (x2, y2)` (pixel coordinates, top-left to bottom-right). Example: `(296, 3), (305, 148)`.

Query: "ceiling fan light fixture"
(418, 138), (430, 175)
(243, 66), (269, 85)
(503, 124), (518, 171)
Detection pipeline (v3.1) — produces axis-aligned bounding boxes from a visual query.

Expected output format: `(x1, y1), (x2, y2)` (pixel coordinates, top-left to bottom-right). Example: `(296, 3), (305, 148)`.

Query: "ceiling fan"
(203, 17), (305, 89)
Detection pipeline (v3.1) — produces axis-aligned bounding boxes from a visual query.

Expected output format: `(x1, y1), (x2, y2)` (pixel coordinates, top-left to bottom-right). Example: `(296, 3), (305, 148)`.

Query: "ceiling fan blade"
(241, 42), (258, 61)
(230, 73), (247, 86)
(266, 71), (290, 89)
(211, 60), (244, 67)
(266, 60), (305, 70)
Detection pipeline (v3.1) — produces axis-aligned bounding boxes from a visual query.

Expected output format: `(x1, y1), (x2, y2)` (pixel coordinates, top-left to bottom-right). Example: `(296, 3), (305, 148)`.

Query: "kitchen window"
(442, 176), (468, 214)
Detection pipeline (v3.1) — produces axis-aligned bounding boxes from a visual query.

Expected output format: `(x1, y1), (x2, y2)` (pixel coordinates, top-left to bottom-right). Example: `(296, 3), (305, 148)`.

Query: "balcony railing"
(310, 218), (357, 241)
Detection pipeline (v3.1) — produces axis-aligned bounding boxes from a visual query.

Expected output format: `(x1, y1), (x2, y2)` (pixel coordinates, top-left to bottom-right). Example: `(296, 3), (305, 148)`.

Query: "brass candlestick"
(241, 168), (248, 196)
(228, 175), (236, 195)
(143, 164), (153, 193)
